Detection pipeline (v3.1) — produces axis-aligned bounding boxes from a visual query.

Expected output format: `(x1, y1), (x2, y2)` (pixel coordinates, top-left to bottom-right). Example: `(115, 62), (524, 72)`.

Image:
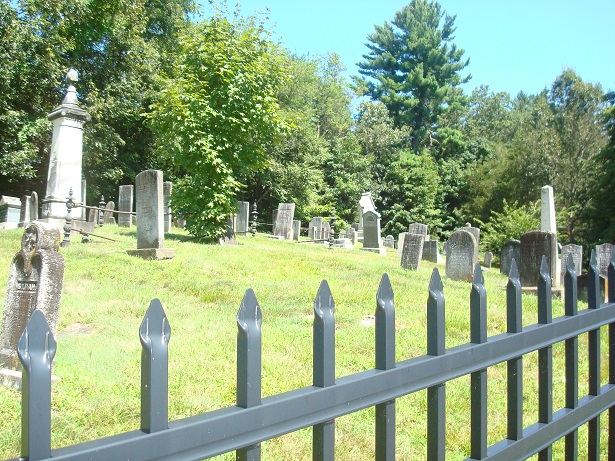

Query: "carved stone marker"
(103, 201), (115, 224)
(483, 251), (493, 268)
(595, 243), (614, 279)
(0, 222), (64, 379)
(560, 244), (583, 280)
(118, 185), (133, 228)
(422, 240), (440, 263)
(308, 217), (324, 240)
(163, 181), (172, 233)
(384, 235), (395, 248)
(500, 240), (521, 275)
(401, 233), (425, 271)
(236, 201), (250, 236)
(358, 192), (376, 230)
(292, 220), (301, 241)
(361, 210), (385, 255)
(460, 224), (480, 263)
(408, 223), (428, 237)
(397, 232), (409, 257)
(127, 170), (174, 260)
(519, 230), (557, 287)
(541, 185), (557, 233)
(273, 203), (295, 240)
(446, 230), (476, 282)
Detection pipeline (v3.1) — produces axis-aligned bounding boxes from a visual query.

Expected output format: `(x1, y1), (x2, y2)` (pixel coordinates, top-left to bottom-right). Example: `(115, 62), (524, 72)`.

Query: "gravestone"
(595, 243), (614, 279)
(309, 217), (324, 240)
(218, 217), (237, 246)
(273, 203), (295, 240)
(81, 179), (87, 221)
(347, 227), (358, 245)
(103, 201), (115, 224)
(236, 201), (250, 236)
(358, 192), (376, 230)
(483, 252), (493, 268)
(118, 185), (133, 228)
(445, 230), (476, 282)
(0, 196), (21, 229)
(397, 232), (409, 257)
(292, 220), (301, 241)
(19, 195), (31, 228)
(322, 222), (331, 241)
(519, 230), (557, 287)
(541, 185), (557, 233)
(422, 240), (440, 263)
(361, 210), (385, 255)
(500, 240), (521, 275)
(127, 170), (174, 260)
(560, 244), (583, 280)
(400, 233), (425, 271)
(0, 222), (64, 378)
(408, 223), (428, 237)
(88, 208), (98, 224)
(331, 238), (353, 250)
(460, 224), (480, 262)
(163, 181), (172, 233)
(384, 235), (395, 248)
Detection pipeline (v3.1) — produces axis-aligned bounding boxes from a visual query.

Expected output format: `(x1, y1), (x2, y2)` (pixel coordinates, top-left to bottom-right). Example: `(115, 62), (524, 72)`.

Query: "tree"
(354, 0), (469, 151)
(150, 15), (289, 241)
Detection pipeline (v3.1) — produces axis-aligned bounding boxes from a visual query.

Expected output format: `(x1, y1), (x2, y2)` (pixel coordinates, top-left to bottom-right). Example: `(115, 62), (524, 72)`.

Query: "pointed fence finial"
(509, 258), (519, 281)
(313, 280), (335, 388)
(427, 268), (445, 357)
(237, 289), (262, 409)
(376, 273), (395, 371)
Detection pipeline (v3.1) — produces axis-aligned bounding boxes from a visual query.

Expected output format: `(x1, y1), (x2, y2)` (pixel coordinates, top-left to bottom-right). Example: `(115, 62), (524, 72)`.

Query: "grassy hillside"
(0, 225), (607, 459)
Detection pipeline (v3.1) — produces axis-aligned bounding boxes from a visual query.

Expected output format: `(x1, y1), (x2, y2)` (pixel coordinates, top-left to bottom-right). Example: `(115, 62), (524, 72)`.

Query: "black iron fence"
(6, 252), (615, 460)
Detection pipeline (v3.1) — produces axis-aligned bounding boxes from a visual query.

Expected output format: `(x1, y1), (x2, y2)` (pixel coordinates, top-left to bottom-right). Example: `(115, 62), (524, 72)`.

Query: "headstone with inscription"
(422, 240), (440, 263)
(163, 182), (172, 233)
(236, 201), (250, 236)
(397, 232), (409, 257)
(400, 233), (425, 271)
(560, 244), (583, 280)
(595, 243), (614, 279)
(0, 222), (64, 377)
(460, 224), (480, 262)
(483, 252), (493, 268)
(361, 210), (385, 255)
(127, 170), (174, 260)
(273, 203), (295, 240)
(519, 230), (557, 287)
(445, 230), (476, 282)
(118, 185), (133, 228)
(500, 240), (521, 275)
(408, 223), (428, 237)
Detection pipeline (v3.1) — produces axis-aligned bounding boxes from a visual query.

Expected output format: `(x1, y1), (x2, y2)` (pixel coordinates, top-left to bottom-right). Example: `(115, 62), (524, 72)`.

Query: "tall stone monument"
(163, 181), (172, 233)
(0, 222), (64, 381)
(42, 69), (90, 220)
(541, 185), (557, 233)
(127, 170), (175, 260)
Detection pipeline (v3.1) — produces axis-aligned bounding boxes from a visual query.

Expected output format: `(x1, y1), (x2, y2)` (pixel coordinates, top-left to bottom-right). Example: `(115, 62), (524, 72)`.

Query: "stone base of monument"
(331, 238), (353, 249)
(361, 247), (387, 256)
(126, 248), (175, 260)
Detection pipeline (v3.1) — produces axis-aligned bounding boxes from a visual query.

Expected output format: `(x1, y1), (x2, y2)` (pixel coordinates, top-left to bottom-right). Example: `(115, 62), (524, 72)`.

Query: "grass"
(0, 225), (610, 460)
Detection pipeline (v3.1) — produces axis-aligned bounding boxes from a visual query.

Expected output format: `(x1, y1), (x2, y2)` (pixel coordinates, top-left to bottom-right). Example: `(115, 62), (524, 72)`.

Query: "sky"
(204, 0), (615, 97)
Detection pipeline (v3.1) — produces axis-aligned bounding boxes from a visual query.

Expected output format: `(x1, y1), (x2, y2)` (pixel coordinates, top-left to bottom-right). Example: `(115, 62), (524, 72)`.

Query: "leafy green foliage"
(150, 16), (289, 241)
(479, 200), (540, 252)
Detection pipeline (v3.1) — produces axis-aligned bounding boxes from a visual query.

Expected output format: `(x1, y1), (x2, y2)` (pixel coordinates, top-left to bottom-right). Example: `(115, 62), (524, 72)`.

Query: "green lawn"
(0, 225), (609, 460)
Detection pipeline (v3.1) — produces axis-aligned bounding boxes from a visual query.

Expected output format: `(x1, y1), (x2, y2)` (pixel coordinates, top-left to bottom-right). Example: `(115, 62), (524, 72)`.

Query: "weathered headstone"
(347, 227), (358, 245)
(118, 185), (134, 228)
(500, 240), (521, 275)
(400, 233), (425, 271)
(422, 240), (440, 263)
(331, 238), (353, 250)
(271, 209), (278, 235)
(218, 217), (237, 246)
(163, 181), (172, 233)
(541, 185), (557, 233)
(273, 203), (295, 240)
(292, 220), (301, 241)
(236, 201), (250, 236)
(361, 210), (385, 255)
(519, 230), (557, 287)
(308, 217), (324, 240)
(408, 223), (428, 237)
(103, 201), (115, 225)
(88, 208), (98, 224)
(322, 222), (331, 241)
(384, 235), (395, 248)
(127, 170), (174, 260)
(29, 192), (38, 221)
(397, 232), (409, 257)
(0, 196), (21, 229)
(19, 195), (31, 228)
(560, 244), (583, 280)
(0, 223), (64, 378)
(595, 243), (614, 279)
(446, 230), (477, 282)
(81, 179), (87, 221)
(460, 224), (480, 262)
(483, 251), (493, 268)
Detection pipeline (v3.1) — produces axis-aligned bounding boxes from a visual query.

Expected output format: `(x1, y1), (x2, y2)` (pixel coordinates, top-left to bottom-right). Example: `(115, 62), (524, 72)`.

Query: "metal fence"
(7, 252), (615, 461)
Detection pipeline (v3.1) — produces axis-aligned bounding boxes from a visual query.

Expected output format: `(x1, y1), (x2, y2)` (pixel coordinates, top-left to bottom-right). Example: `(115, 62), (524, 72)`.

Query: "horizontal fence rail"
(6, 252), (615, 461)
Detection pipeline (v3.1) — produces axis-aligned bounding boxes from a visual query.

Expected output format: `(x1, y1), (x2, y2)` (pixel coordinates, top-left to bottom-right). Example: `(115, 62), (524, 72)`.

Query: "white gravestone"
(541, 185), (557, 233)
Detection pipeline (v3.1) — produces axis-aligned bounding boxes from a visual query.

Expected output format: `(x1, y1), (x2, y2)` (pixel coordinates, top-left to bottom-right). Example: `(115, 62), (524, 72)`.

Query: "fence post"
(506, 259), (523, 442)
(17, 309), (57, 461)
(563, 256), (579, 458)
(609, 252), (615, 459)
(313, 280), (335, 461)
(375, 274), (395, 461)
(537, 256), (553, 461)
(470, 264), (488, 459)
(139, 299), (171, 434)
(237, 289), (262, 461)
(427, 268), (445, 461)
(587, 250), (601, 460)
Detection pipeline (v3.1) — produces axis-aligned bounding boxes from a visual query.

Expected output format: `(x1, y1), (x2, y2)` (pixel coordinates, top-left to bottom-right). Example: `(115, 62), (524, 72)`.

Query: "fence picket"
(139, 299), (171, 434)
(506, 259), (523, 442)
(236, 289), (262, 460)
(587, 251), (601, 460)
(375, 274), (395, 461)
(17, 309), (56, 461)
(564, 257), (579, 460)
(427, 268), (446, 461)
(610, 252), (615, 459)
(470, 264), (488, 459)
(537, 256), (553, 461)
(313, 280), (335, 461)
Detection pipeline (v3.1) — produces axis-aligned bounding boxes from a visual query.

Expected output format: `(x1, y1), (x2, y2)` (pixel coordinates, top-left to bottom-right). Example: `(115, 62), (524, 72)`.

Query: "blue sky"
(205, 1), (615, 96)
